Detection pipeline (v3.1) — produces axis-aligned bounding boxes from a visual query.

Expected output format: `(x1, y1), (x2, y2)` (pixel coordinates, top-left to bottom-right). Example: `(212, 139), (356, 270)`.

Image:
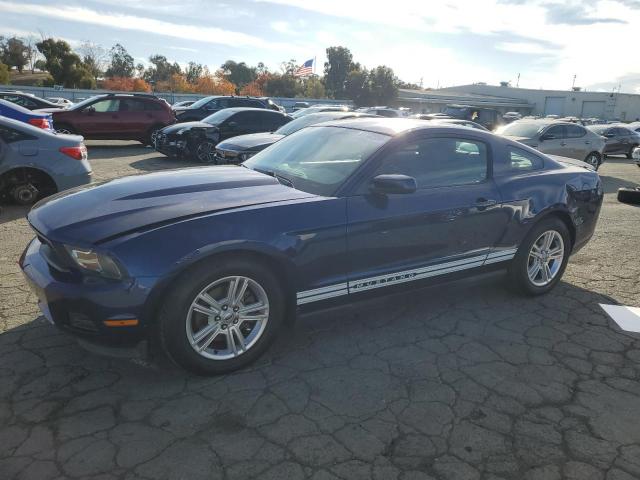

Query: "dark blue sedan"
(20, 119), (603, 374)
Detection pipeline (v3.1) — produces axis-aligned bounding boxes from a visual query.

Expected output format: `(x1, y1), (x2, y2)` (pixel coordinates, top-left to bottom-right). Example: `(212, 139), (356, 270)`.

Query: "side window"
(0, 125), (31, 143)
(206, 99), (220, 110)
(7, 95), (37, 108)
(235, 111), (263, 130)
(545, 125), (565, 139)
(90, 99), (120, 112)
(371, 137), (488, 189)
(617, 127), (631, 136)
(217, 98), (230, 109)
(565, 124), (586, 138)
(507, 147), (544, 172)
(263, 112), (287, 130)
(119, 99), (146, 112)
(144, 101), (162, 111)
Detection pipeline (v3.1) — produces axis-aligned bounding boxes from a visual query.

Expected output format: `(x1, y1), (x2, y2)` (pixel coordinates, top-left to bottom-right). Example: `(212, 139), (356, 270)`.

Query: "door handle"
(474, 198), (497, 208)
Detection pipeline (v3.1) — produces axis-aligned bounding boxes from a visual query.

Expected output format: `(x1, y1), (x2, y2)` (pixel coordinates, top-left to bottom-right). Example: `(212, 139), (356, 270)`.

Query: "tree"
(24, 36), (40, 73)
(0, 61), (9, 84)
(239, 80), (264, 96)
(0, 37), (29, 72)
(34, 59), (46, 71)
(263, 73), (301, 97)
(103, 76), (151, 92)
(302, 76), (326, 98)
(220, 60), (256, 88)
(280, 59), (299, 76)
(36, 38), (95, 88)
(193, 70), (236, 95)
(185, 61), (203, 84)
(78, 41), (107, 81)
(156, 73), (191, 93)
(135, 63), (145, 78)
(324, 46), (353, 99)
(105, 43), (134, 78)
(144, 55), (181, 84)
(344, 67), (372, 107)
(369, 65), (398, 105)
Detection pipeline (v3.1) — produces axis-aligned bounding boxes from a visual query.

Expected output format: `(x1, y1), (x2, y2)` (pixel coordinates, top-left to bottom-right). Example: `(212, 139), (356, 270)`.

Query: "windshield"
(442, 106), (468, 117)
(275, 113), (346, 135)
(189, 96), (215, 109)
(499, 122), (544, 137)
(244, 126), (390, 196)
(68, 95), (105, 111)
(202, 109), (237, 125)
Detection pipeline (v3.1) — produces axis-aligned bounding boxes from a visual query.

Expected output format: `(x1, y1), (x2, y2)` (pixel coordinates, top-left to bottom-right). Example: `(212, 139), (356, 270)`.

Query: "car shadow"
(129, 156), (200, 172)
(600, 174), (640, 194)
(0, 204), (29, 224)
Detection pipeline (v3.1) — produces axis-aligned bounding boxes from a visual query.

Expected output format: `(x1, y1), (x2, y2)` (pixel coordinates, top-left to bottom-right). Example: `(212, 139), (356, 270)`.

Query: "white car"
(46, 97), (74, 107)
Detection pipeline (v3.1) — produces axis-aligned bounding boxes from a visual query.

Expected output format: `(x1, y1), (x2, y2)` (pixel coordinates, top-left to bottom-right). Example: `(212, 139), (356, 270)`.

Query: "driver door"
(345, 134), (509, 292)
(80, 99), (122, 138)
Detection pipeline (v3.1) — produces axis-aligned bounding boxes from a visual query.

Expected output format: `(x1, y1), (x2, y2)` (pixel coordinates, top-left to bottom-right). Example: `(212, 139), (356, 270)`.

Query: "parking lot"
(1, 143), (639, 480)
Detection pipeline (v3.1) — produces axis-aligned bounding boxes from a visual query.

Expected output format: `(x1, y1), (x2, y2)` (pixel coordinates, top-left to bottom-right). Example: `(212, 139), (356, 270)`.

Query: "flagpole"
(313, 56), (316, 76)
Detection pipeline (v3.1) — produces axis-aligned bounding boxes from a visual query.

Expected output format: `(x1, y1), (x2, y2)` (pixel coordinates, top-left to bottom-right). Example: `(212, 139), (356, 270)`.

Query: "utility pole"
(516, 73), (520, 88)
(571, 74), (576, 90)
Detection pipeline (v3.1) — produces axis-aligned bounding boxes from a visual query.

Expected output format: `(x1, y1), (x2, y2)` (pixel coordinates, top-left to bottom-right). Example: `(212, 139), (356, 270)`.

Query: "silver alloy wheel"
(586, 153), (599, 169)
(196, 141), (217, 163)
(186, 276), (269, 360)
(527, 230), (565, 287)
(150, 129), (160, 146)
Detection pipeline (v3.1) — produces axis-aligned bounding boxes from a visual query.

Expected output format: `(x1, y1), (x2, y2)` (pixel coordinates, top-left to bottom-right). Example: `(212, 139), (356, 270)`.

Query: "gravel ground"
(0, 142), (639, 480)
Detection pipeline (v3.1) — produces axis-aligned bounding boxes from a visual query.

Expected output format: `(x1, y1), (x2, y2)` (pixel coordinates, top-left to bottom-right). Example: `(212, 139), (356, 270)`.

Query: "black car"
(173, 96), (280, 122)
(214, 111), (374, 164)
(155, 107), (291, 163)
(586, 124), (640, 158)
(0, 91), (63, 111)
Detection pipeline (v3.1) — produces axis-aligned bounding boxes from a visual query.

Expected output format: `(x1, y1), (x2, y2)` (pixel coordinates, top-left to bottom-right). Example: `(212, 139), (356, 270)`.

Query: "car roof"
(309, 117), (491, 136)
(223, 107), (284, 114)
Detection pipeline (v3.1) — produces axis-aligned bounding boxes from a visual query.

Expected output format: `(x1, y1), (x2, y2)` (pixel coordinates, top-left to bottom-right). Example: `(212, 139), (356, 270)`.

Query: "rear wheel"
(626, 144), (638, 159)
(508, 218), (571, 295)
(584, 152), (601, 170)
(158, 257), (285, 375)
(0, 168), (57, 206)
(143, 125), (164, 147)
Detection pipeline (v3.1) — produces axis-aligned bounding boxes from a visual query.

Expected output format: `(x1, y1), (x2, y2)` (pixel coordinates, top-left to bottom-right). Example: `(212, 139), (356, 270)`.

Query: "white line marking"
(600, 304), (640, 333)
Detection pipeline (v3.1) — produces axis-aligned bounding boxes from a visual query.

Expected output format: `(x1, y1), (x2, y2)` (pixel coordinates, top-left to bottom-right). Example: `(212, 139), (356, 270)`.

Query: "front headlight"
(64, 246), (123, 279)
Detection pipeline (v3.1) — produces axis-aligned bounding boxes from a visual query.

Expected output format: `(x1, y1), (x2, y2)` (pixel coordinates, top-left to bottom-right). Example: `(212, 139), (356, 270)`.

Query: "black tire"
(507, 217), (572, 296)
(627, 145), (639, 159)
(157, 257), (285, 375)
(194, 139), (218, 164)
(143, 125), (164, 147)
(55, 124), (76, 135)
(584, 152), (601, 170)
(617, 187), (640, 205)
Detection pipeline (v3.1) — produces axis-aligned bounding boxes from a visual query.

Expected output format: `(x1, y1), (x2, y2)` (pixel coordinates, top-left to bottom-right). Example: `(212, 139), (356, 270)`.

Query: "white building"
(398, 83), (640, 121)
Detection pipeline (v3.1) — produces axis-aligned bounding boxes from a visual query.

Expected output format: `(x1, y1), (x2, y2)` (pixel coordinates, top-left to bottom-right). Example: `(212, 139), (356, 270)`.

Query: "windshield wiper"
(254, 168), (294, 188)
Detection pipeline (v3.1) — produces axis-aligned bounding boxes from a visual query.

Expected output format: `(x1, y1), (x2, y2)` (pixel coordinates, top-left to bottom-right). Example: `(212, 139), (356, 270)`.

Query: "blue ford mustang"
(20, 119), (603, 374)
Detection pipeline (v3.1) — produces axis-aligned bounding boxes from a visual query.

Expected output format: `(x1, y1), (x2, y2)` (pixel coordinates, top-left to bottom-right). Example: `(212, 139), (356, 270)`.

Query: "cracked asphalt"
(1, 142), (639, 480)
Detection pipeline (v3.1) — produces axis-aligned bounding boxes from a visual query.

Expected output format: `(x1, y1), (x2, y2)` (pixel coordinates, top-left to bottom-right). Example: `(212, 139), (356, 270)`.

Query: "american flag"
(294, 58), (314, 77)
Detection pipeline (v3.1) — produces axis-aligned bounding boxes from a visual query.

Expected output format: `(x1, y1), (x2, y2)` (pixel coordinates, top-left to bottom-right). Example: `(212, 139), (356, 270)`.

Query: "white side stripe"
(296, 247), (518, 305)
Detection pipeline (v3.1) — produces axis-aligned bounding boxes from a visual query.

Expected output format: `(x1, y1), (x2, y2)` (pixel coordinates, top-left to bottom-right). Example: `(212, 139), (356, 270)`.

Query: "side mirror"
(227, 121), (238, 129)
(370, 174), (417, 195)
(539, 133), (554, 141)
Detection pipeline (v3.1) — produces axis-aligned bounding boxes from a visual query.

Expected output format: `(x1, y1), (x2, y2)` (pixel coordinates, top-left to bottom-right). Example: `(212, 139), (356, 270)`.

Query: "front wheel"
(194, 140), (218, 164)
(158, 258), (285, 375)
(626, 145), (638, 159)
(508, 218), (571, 296)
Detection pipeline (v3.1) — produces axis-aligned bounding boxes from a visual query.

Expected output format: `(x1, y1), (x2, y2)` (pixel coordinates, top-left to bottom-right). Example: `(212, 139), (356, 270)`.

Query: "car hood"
(217, 132), (284, 151)
(28, 166), (315, 245)
(161, 121), (212, 133)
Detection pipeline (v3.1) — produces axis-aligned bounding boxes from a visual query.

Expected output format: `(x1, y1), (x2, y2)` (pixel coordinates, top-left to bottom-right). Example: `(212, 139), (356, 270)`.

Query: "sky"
(1, 0), (639, 93)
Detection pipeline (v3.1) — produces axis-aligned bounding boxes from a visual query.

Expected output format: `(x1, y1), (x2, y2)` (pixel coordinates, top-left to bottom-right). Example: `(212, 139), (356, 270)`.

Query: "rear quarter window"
(507, 147), (544, 172)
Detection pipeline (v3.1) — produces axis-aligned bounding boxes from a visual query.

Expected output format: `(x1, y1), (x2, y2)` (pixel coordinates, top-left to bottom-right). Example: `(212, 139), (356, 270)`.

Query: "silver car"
(0, 116), (92, 205)
(497, 120), (605, 169)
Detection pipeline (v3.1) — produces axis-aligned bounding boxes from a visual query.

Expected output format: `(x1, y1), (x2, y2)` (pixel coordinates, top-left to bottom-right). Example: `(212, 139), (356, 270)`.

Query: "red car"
(40, 93), (175, 145)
